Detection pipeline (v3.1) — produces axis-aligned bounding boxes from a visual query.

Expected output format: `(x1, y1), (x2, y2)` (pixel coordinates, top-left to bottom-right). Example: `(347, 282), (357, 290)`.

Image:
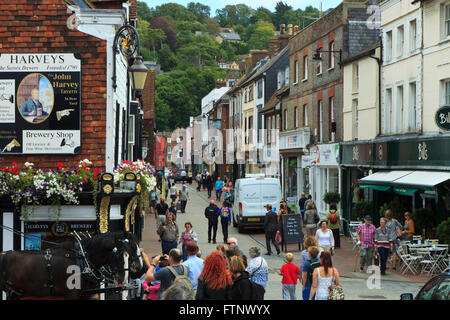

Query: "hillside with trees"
(137, 1), (320, 131)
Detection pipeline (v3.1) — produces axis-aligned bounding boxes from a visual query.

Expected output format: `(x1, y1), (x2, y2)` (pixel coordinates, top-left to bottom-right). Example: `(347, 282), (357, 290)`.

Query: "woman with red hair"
(195, 251), (233, 300)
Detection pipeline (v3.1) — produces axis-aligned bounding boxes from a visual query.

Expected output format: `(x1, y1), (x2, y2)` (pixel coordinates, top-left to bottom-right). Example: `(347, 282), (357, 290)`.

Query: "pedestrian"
(277, 252), (301, 300)
(201, 170), (207, 190)
(161, 281), (195, 300)
(149, 188), (157, 216)
(164, 177), (169, 200)
(229, 255), (253, 300)
(309, 251), (342, 300)
(169, 183), (178, 204)
(326, 204), (341, 249)
(226, 237), (244, 255)
(182, 242), (204, 290)
(400, 211), (414, 241)
(205, 199), (220, 244)
(385, 209), (403, 270)
(179, 222), (198, 261)
(304, 203), (319, 237)
(298, 192), (308, 220)
(206, 174), (213, 198)
(195, 251), (233, 300)
(223, 188), (232, 203)
(246, 247), (269, 289)
(196, 172), (202, 191)
(169, 201), (178, 219)
(141, 256), (169, 300)
(155, 198), (169, 230)
(301, 246), (320, 300)
(375, 218), (393, 275)
(315, 221), (335, 255)
(356, 215), (376, 272)
(181, 169), (187, 184)
(216, 244), (226, 256)
(143, 248), (190, 300)
(281, 200), (293, 214)
(157, 212), (179, 255)
(305, 195), (315, 209)
(225, 247), (247, 268)
(178, 184), (190, 214)
(263, 204), (281, 256)
(215, 177), (224, 201)
(218, 202), (232, 244)
(299, 236), (319, 274)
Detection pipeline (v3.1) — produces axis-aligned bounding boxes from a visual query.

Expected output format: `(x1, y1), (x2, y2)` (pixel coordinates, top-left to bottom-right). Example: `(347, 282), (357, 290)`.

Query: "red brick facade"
(0, 0), (108, 170)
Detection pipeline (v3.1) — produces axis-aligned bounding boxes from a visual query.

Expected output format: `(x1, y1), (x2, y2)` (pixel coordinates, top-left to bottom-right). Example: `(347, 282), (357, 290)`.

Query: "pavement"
(140, 182), (427, 300)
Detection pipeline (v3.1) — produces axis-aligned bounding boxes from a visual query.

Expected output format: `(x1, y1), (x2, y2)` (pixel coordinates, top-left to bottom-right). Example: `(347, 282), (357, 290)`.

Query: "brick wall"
(0, 0), (107, 170)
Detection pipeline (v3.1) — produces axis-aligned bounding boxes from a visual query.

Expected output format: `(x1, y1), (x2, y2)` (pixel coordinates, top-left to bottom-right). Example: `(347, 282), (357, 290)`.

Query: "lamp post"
(312, 48), (343, 67)
(128, 55), (148, 99)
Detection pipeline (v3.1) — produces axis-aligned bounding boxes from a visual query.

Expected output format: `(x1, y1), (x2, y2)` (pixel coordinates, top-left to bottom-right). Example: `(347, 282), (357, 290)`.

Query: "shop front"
(340, 136), (450, 235)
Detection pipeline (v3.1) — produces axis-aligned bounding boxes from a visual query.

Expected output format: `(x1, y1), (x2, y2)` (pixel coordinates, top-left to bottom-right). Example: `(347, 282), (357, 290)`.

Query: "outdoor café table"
(411, 246), (448, 275)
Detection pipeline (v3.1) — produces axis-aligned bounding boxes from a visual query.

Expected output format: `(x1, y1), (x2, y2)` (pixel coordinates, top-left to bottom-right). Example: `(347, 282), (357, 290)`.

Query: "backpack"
(249, 279), (265, 300)
(329, 211), (338, 224)
(220, 207), (230, 219)
(166, 265), (194, 292)
(307, 260), (320, 285)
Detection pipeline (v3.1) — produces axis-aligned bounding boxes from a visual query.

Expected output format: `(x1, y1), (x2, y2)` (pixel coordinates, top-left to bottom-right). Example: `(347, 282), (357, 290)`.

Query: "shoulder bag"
(327, 269), (345, 300)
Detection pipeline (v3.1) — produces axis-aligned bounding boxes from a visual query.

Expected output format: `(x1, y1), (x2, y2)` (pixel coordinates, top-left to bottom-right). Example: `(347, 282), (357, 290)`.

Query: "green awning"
(393, 187), (420, 195)
(359, 184), (391, 191)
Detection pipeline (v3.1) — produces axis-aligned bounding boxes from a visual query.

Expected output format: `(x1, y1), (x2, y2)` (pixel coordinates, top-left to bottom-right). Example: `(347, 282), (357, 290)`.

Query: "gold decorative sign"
(125, 172), (136, 181)
(99, 196), (111, 234)
(102, 173), (113, 181)
(136, 173), (141, 180)
(103, 184), (112, 194)
(125, 195), (139, 231)
(136, 183), (141, 193)
(51, 222), (69, 237)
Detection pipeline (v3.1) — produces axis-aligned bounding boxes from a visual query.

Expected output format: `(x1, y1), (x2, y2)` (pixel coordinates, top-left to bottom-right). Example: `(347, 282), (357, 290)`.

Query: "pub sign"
(0, 53), (81, 154)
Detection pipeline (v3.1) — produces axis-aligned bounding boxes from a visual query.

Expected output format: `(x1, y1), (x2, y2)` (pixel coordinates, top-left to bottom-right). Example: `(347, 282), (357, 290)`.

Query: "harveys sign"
(435, 105), (450, 131)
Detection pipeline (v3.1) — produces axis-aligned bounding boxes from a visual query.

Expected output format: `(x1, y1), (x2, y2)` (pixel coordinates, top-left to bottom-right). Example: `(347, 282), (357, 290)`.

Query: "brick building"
(284, 0), (379, 214)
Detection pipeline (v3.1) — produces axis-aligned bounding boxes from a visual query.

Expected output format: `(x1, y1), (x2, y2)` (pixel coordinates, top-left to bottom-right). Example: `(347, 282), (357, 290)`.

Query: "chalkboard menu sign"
(281, 214), (303, 252)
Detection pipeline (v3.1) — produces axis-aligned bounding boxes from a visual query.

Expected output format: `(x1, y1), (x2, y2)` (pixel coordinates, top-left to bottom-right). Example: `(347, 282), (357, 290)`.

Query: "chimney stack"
(294, 25), (300, 34)
(288, 24), (293, 36)
(280, 24), (286, 35)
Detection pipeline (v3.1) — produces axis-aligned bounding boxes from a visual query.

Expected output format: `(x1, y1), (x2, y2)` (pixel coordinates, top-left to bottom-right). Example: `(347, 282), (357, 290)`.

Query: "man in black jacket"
(205, 174), (213, 198)
(204, 199), (219, 244)
(263, 204), (280, 256)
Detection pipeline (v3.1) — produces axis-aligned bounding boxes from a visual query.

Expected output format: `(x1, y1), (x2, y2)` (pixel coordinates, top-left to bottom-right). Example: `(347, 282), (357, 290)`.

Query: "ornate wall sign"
(103, 184), (112, 195)
(0, 53), (82, 154)
(418, 141), (428, 161)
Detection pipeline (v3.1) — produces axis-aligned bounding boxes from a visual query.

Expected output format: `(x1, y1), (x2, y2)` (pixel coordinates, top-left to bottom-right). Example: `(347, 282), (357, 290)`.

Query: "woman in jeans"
(385, 209), (402, 270)
(315, 220), (335, 255)
(375, 218), (393, 275)
(179, 222), (198, 261)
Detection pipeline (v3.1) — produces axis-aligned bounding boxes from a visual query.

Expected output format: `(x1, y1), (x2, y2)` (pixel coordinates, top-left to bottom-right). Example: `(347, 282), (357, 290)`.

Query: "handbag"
(327, 271), (345, 300)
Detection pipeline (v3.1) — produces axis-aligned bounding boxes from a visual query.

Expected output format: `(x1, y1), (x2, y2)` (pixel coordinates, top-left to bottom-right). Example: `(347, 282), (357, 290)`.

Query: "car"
(400, 270), (450, 300)
(172, 169), (192, 184)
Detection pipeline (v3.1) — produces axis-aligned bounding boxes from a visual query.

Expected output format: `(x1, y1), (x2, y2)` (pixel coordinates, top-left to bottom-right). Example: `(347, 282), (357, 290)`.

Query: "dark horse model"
(0, 231), (144, 300)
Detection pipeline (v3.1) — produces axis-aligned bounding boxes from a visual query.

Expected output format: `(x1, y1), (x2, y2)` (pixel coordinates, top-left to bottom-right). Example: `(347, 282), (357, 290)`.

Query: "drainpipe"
(369, 39), (383, 136)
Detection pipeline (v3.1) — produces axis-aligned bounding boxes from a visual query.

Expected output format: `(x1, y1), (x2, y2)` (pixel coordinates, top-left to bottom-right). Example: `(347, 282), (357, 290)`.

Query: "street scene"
(0, 0), (449, 305)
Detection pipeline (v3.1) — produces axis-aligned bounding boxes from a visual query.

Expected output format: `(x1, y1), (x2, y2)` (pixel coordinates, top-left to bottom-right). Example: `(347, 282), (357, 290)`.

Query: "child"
(301, 246), (320, 300)
(142, 259), (169, 300)
(277, 252), (301, 300)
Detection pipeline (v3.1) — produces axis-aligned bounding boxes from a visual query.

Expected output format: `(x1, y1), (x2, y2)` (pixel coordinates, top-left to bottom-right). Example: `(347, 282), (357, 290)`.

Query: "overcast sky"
(142, 0), (342, 15)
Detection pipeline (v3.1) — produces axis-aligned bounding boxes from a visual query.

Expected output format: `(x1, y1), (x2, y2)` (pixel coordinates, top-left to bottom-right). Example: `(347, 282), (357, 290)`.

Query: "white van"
(232, 177), (282, 233)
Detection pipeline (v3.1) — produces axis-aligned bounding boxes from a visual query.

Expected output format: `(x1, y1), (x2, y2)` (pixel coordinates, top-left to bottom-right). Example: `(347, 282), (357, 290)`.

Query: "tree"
(273, 1), (293, 29)
(157, 45), (178, 72)
(187, 2), (211, 23)
(154, 3), (196, 22)
(250, 7), (273, 25)
(137, 1), (153, 22)
(136, 19), (166, 51)
(149, 16), (177, 52)
(215, 4), (254, 27)
(203, 17), (221, 35)
(248, 20), (275, 50)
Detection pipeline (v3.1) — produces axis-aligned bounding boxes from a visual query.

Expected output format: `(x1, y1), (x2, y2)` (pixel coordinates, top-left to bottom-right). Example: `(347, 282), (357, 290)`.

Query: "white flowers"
(24, 162), (34, 168)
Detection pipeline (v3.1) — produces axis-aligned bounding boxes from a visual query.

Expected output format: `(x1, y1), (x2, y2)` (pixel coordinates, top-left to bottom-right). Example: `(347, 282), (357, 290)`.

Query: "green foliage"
(137, 1), (153, 22)
(379, 199), (405, 222)
(215, 4), (254, 27)
(412, 208), (435, 236)
(352, 200), (372, 220)
(187, 2), (211, 23)
(248, 20), (275, 50)
(154, 3), (197, 22)
(156, 45), (178, 71)
(436, 217), (450, 244)
(323, 192), (341, 205)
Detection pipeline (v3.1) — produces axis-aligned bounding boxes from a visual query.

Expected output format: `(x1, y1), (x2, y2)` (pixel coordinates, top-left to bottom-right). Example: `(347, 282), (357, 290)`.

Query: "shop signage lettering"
(352, 146), (360, 161)
(0, 53), (81, 155)
(435, 105), (450, 131)
(418, 142), (428, 161)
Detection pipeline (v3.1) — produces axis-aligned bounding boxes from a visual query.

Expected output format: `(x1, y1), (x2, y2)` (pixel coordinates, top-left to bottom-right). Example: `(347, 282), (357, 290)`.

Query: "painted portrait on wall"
(17, 73), (54, 124)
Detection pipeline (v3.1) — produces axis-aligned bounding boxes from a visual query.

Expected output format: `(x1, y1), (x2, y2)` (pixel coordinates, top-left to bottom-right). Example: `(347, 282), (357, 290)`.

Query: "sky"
(142, 0), (343, 16)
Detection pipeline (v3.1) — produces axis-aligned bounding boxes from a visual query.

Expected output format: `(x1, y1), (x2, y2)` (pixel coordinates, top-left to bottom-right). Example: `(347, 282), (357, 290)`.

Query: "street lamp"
(312, 48), (342, 67)
(128, 56), (148, 99)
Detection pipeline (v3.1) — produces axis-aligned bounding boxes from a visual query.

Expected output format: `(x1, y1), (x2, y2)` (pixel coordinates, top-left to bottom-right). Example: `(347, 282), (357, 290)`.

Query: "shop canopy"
(358, 170), (450, 192)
